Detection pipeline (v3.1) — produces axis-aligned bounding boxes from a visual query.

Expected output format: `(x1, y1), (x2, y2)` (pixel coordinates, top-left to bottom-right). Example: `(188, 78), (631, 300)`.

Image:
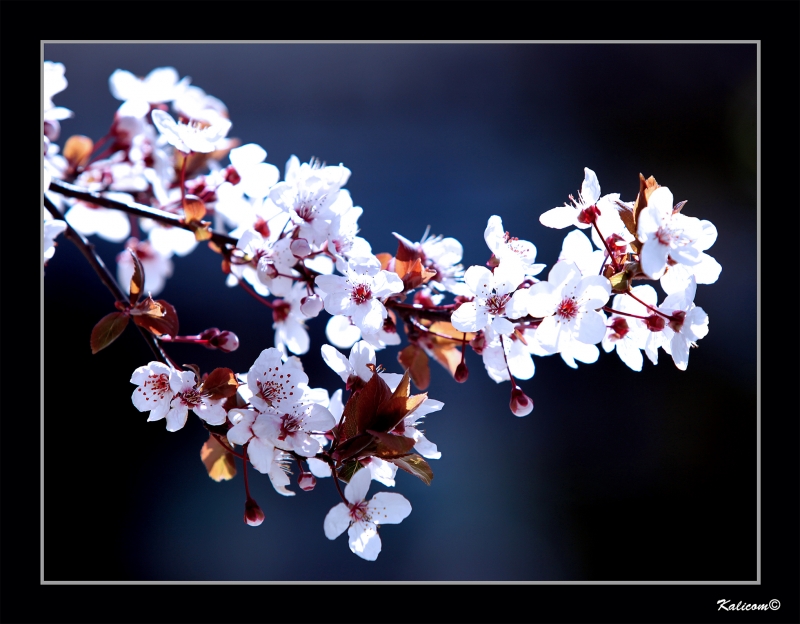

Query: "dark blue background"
(43, 43), (757, 582)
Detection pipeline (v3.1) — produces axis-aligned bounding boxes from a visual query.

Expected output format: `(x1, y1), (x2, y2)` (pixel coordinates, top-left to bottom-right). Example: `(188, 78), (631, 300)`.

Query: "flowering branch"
(43, 60), (720, 562)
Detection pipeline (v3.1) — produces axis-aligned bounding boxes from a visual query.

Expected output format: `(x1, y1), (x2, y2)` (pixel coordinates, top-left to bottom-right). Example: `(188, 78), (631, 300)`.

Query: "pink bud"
(509, 387), (533, 417)
(290, 238), (312, 259)
(298, 472), (317, 491)
(454, 361), (469, 383)
(470, 331), (487, 355)
(644, 314), (666, 332)
(300, 295), (323, 318)
(244, 498), (265, 527)
(211, 330), (240, 353)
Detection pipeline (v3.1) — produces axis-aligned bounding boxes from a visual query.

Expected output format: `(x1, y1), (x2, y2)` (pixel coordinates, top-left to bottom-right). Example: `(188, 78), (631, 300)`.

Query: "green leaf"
(90, 311), (129, 354)
(336, 459), (364, 484)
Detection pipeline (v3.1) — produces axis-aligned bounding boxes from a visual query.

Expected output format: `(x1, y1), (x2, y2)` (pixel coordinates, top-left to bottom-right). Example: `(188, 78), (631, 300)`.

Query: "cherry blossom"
(151, 109), (232, 154)
(130, 362), (177, 424)
(539, 167), (618, 231)
(484, 215), (546, 277)
(601, 285), (658, 372)
(44, 217), (67, 265)
(323, 467), (412, 561)
(109, 66), (189, 119)
(272, 283), (314, 356)
(252, 400), (336, 457)
(227, 408), (294, 496)
(246, 348), (309, 413)
(165, 370), (227, 431)
(268, 156), (352, 248)
(656, 277), (709, 371)
(659, 220), (721, 293)
(526, 261), (611, 354)
(320, 340), (404, 390)
(637, 186), (709, 280)
(44, 61), (73, 124)
(227, 143), (280, 201)
(450, 264), (530, 334)
(315, 261), (404, 334)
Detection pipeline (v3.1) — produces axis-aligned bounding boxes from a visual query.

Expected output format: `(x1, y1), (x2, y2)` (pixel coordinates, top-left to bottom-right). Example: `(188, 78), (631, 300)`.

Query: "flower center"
(349, 500), (370, 523)
(272, 300), (291, 324)
(295, 203), (315, 223)
(557, 297), (579, 321)
(485, 293), (509, 315)
(655, 226), (673, 246)
(278, 413), (303, 441)
(350, 283), (372, 304)
(668, 310), (686, 333)
(138, 372), (171, 401)
(179, 388), (203, 408)
(257, 379), (283, 407)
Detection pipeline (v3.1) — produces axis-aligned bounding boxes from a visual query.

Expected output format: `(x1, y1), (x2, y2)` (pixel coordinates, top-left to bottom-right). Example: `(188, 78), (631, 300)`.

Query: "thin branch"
(44, 195), (167, 364)
(47, 178), (238, 247)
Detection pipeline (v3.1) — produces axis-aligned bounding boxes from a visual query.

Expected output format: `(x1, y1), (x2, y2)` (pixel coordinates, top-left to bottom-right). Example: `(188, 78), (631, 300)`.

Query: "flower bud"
(509, 387), (533, 417)
(470, 331), (486, 355)
(454, 361), (469, 383)
(298, 472), (316, 491)
(300, 295), (323, 318)
(644, 314), (666, 332)
(244, 498), (265, 527)
(290, 238), (312, 259)
(210, 330), (240, 353)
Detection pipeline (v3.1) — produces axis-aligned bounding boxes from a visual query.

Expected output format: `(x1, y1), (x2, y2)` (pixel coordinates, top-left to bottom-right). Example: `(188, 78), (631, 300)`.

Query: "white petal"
(539, 205), (577, 229)
(344, 465), (371, 505)
(451, 301), (482, 332)
(463, 265), (493, 298)
(483, 215), (505, 255)
(165, 405), (188, 432)
(368, 492), (412, 525)
(491, 316), (515, 335)
(640, 240), (669, 279)
(324, 503), (351, 540)
(247, 438), (275, 474)
(616, 339), (643, 372)
(576, 310), (607, 344)
(581, 167), (601, 205)
(321, 344), (351, 382)
(348, 521), (381, 560)
(307, 457), (332, 479)
(326, 315), (361, 349)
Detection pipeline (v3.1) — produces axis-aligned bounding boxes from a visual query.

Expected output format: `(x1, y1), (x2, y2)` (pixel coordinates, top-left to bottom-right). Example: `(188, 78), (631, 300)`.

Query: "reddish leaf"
(90, 311), (129, 354)
(390, 454), (433, 485)
(201, 367), (239, 401)
(128, 249), (145, 305)
(200, 434), (236, 482)
(133, 299), (179, 337)
(366, 430), (417, 460)
(372, 393), (428, 434)
(398, 344), (430, 390)
(183, 194), (207, 222)
(331, 432), (375, 464)
(420, 321), (474, 379)
(375, 252), (393, 271)
(340, 371), (393, 441)
(392, 234), (423, 281)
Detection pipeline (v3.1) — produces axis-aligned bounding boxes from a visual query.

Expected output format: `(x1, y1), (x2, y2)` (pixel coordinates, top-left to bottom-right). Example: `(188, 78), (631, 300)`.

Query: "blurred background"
(43, 43), (757, 582)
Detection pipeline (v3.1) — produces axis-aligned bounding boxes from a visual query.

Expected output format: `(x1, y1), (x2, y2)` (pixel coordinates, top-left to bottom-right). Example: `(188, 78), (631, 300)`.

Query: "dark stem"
(47, 178), (238, 247)
(602, 306), (650, 320)
(44, 195), (166, 364)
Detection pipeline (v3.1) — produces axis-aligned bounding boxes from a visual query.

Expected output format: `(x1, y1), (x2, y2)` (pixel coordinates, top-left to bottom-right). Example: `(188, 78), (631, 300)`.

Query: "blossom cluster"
(43, 62), (720, 560)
